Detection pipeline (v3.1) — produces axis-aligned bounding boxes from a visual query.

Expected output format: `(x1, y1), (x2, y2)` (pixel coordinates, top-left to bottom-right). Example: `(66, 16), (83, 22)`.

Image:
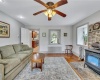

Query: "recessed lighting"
(18, 15), (24, 19)
(0, 0), (3, 2)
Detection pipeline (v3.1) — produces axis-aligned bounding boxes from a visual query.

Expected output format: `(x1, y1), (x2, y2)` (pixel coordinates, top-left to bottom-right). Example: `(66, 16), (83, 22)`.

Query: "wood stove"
(85, 49), (100, 75)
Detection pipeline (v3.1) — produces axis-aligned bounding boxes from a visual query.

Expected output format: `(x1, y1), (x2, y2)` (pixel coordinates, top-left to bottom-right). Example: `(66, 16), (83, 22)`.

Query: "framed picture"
(0, 21), (10, 38)
(42, 32), (46, 37)
(64, 33), (67, 37)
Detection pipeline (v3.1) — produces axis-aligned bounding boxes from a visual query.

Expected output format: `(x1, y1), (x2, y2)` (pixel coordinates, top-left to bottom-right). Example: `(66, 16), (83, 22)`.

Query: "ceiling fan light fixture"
(44, 9), (56, 17)
(47, 9), (52, 14)
(52, 11), (56, 16)
(33, 0), (68, 21)
(44, 11), (48, 16)
(48, 14), (52, 18)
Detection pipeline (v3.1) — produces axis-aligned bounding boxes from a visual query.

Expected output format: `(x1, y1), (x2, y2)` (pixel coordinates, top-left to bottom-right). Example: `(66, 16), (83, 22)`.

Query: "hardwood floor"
(45, 53), (80, 63)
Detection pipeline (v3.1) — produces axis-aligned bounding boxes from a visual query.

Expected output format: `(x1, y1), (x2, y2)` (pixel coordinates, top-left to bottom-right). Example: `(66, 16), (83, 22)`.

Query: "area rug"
(14, 57), (80, 80)
(70, 62), (100, 80)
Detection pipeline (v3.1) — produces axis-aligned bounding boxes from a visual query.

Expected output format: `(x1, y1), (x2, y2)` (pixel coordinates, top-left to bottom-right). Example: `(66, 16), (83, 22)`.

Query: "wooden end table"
(31, 53), (45, 71)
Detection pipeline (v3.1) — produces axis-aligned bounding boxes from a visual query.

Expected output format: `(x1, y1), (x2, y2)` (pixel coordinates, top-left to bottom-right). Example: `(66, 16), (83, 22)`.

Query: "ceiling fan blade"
(34, 0), (49, 8)
(54, 10), (66, 17)
(52, 0), (68, 8)
(33, 10), (47, 15)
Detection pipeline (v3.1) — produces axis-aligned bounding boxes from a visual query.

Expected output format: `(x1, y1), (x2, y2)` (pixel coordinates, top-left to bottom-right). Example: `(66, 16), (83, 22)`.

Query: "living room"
(0, 0), (100, 80)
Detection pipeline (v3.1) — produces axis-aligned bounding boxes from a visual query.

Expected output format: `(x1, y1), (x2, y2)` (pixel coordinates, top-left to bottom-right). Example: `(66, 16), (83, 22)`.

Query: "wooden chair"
(65, 45), (73, 54)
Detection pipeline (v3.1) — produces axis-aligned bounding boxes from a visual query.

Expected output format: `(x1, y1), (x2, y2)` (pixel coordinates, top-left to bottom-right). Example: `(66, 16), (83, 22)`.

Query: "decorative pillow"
(13, 44), (22, 53)
(0, 59), (8, 65)
(21, 45), (30, 51)
(0, 45), (15, 59)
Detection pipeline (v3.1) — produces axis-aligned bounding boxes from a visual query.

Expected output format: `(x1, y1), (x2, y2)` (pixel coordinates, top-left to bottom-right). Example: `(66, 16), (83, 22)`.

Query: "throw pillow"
(21, 45), (29, 51)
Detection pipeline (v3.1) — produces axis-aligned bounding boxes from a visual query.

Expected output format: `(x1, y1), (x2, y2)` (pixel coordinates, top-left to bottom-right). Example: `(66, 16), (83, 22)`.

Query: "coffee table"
(31, 53), (45, 71)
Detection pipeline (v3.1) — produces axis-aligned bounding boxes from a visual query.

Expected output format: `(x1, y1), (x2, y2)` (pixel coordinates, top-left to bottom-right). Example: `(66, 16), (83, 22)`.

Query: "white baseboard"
(40, 51), (79, 55)
(72, 51), (79, 57)
(39, 51), (65, 53)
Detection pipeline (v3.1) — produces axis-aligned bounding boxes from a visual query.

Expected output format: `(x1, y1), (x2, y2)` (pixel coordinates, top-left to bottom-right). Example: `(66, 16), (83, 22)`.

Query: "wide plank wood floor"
(45, 53), (80, 63)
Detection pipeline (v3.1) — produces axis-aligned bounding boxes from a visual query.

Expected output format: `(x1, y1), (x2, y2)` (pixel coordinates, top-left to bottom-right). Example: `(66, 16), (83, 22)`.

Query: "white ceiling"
(0, 0), (100, 26)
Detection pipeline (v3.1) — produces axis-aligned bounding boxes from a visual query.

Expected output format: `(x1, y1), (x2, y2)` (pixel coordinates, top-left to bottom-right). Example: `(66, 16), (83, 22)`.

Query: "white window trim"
(49, 29), (61, 45)
(76, 23), (89, 46)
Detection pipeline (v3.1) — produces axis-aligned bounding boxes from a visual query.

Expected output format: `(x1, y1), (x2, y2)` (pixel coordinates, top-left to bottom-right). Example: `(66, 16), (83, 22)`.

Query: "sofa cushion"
(18, 49), (32, 56)
(12, 44), (22, 53)
(18, 54), (28, 61)
(0, 45), (15, 59)
(21, 45), (30, 51)
(0, 59), (8, 65)
(4, 58), (20, 74)
(7, 54), (28, 61)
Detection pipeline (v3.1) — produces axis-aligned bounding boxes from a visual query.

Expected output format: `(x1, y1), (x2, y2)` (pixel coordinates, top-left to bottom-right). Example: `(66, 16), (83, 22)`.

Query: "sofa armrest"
(0, 64), (4, 80)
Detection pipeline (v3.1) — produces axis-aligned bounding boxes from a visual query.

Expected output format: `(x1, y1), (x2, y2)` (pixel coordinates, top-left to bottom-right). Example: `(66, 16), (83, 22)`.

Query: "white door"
(21, 27), (32, 47)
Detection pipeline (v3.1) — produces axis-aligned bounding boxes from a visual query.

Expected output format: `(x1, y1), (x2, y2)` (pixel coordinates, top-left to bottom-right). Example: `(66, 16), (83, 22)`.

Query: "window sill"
(77, 44), (88, 47)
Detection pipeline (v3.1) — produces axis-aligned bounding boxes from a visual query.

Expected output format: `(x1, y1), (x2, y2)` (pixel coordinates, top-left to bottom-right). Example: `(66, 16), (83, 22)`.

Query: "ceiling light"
(44, 9), (56, 18)
(18, 15), (24, 19)
(0, 0), (3, 2)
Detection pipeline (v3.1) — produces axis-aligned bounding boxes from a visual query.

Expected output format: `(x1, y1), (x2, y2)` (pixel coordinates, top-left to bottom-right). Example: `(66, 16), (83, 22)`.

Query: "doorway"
(32, 30), (40, 52)
(21, 27), (31, 47)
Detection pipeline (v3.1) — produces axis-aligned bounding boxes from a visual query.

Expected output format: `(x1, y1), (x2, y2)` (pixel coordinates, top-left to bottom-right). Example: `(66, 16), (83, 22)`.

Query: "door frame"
(32, 29), (40, 52)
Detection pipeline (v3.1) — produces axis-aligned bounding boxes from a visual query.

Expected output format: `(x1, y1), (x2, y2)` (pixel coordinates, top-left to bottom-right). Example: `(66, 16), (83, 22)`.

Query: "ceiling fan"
(33, 0), (68, 21)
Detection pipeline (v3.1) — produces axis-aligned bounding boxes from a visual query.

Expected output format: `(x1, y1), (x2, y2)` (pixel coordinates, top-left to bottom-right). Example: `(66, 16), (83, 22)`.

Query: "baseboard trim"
(72, 51), (79, 57)
(40, 51), (65, 54)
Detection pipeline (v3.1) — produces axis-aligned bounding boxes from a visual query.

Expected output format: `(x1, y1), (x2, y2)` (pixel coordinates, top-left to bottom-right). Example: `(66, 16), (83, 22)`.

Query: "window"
(49, 29), (61, 44)
(77, 24), (88, 46)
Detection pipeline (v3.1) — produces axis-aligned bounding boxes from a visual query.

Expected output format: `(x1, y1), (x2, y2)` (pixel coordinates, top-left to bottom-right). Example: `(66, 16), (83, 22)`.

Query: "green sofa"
(0, 44), (33, 80)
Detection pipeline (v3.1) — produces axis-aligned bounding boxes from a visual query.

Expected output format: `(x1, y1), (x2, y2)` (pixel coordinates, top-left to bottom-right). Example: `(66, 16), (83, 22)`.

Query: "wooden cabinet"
(32, 31), (38, 48)
(32, 40), (39, 48)
(32, 41), (37, 48)
(32, 31), (37, 38)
